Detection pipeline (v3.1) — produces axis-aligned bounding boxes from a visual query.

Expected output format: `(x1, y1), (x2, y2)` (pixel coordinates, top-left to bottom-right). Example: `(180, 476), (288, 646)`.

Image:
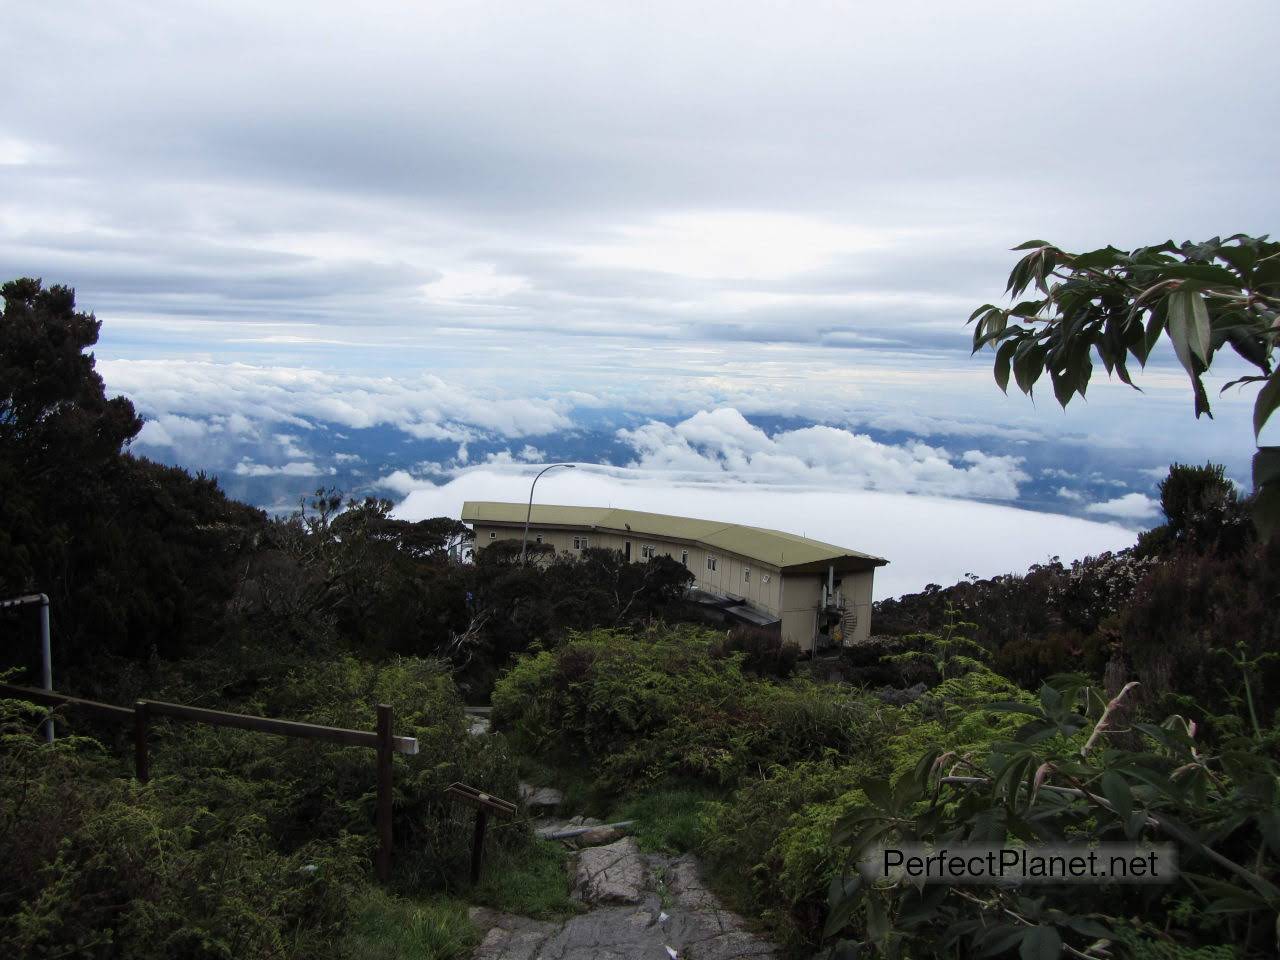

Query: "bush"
(697, 668), (1033, 950)
(150, 654), (522, 891)
(491, 626), (883, 794)
(822, 675), (1280, 958)
(709, 624), (801, 678)
(0, 697), (365, 959)
(701, 759), (877, 946)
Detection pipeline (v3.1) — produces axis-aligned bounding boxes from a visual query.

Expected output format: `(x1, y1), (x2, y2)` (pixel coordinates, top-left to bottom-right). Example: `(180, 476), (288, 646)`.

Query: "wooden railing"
(0, 682), (418, 882)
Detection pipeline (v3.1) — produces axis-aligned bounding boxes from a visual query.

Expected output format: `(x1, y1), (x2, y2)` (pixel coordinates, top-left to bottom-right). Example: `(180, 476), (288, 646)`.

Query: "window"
(706, 556), (718, 572)
(489, 531), (496, 539)
(762, 574), (771, 584)
(641, 544), (656, 559)
(744, 567), (751, 582)
(535, 535), (543, 544)
(681, 550), (689, 566)
(573, 536), (589, 550)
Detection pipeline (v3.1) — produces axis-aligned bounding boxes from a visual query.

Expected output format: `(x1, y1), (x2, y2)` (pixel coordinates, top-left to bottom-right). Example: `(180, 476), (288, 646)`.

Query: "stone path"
(470, 839), (779, 960)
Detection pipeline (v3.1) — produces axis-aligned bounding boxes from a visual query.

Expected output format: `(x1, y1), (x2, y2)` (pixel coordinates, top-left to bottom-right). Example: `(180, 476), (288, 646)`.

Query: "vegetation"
(491, 625), (880, 794)
(967, 235), (1279, 536)
(5, 272), (1278, 958)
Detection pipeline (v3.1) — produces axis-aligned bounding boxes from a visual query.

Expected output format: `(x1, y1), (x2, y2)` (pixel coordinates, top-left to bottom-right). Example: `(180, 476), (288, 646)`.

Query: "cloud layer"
(388, 465), (1136, 599)
(618, 409), (1028, 499)
(105, 359), (570, 442)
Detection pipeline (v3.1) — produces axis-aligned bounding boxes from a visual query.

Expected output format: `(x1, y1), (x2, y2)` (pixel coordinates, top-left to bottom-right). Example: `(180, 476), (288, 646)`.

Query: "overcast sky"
(3, 1), (1277, 589)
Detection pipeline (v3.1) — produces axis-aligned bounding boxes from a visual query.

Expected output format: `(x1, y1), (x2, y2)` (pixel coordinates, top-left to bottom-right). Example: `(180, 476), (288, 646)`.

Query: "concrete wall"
(844, 570), (875, 646)
(471, 523), (783, 616)
(780, 573), (822, 652)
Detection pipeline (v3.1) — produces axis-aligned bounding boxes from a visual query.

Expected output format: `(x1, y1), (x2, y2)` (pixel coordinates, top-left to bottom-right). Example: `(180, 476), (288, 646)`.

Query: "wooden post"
(133, 701), (150, 783)
(375, 703), (393, 883)
(471, 809), (489, 884)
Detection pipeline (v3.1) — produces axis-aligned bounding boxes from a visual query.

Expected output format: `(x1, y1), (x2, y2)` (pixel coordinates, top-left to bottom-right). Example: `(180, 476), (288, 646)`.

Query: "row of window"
(485, 531), (768, 583)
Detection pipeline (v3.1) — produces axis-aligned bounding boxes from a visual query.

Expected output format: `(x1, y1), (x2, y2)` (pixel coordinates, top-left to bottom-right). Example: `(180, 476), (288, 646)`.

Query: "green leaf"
(1254, 371), (1280, 439)
(1019, 925), (1062, 960)
(1167, 288), (1212, 368)
(994, 340), (1018, 393)
(823, 874), (863, 939)
(1064, 916), (1114, 940)
(865, 895), (889, 944)
(1253, 446), (1280, 541)
(1099, 771), (1132, 822)
(1012, 343), (1045, 394)
(1011, 240), (1053, 251)
(978, 925), (1027, 956)
(862, 778), (893, 811)
(1254, 446), (1280, 489)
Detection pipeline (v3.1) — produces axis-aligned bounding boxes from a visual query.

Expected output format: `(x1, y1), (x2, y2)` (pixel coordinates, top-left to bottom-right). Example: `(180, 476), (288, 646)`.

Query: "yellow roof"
(461, 501), (887, 571)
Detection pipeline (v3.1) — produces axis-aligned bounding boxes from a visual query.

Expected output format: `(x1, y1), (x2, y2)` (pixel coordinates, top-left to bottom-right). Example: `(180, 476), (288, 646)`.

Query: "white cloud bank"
(387, 465), (1135, 599)
(233, 459), (335, 478)
(619, 409), (1029, 500)
(1085, 493), (1162, 521)
(102, 359), (571, 442)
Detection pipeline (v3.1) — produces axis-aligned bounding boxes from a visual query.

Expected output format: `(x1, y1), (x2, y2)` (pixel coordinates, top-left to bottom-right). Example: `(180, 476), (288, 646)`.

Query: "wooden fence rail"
(0, 681), (418, 883)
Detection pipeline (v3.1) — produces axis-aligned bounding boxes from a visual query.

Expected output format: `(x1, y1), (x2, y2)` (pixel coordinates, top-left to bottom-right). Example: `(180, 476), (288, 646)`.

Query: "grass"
(609, 785), (724, 854)
(342, 886), (478, 960)
(469, 837), (583, 919)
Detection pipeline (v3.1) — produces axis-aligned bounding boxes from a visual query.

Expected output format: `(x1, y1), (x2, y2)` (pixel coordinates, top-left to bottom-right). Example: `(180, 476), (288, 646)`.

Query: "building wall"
(780, 573), (823, 651)
(471, 523), (783, 616)
(778, 569), (877, 651)
(844, 570), (875, 646)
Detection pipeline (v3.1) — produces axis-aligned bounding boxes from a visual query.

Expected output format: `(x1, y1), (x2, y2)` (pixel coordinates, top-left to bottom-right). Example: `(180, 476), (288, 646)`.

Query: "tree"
(1, 278), (142, 476)
(1, 278), (264, 679)
(967, 236), (1279, 537)
(1156, 461), (1251, 554)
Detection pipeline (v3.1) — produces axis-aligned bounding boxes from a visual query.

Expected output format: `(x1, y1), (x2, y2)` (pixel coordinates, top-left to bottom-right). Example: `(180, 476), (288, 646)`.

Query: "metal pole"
(519, 463), (576, 567)
(376, 703), (394, 883)
(134, 701), (150, 782)
(1, 593), (53, 742)
(470, 809), (489, 884)
(39, 597), (51, 743)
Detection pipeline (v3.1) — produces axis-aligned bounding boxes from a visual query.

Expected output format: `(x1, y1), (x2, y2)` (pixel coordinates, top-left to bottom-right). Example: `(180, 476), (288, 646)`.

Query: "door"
(624, 540), (631, 561)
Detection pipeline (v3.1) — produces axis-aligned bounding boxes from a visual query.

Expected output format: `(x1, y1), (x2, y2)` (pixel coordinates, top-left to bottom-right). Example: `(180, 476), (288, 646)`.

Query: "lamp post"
(1, 593), (53, 742)
(521, 463), (576, 566)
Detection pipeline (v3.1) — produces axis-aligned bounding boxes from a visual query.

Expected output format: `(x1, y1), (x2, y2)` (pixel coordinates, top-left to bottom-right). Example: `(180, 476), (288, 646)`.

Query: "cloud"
(3, 0), (1272, 496)
(386, 464), (1135, 599)
(617, 408), (1029, 499)
(1085, 493), (1162, 522)
(101, 359), (572, 441)
(233, 459), (335, 477)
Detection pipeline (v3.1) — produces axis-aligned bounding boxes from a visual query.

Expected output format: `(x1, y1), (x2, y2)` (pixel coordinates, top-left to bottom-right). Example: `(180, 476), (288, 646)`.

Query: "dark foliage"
(0, 279), (265, 680)
(709, 624), (800, 679)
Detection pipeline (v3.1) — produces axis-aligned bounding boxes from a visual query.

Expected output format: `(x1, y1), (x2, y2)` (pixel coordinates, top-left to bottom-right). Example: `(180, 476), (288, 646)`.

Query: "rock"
(575, 837), (647, 905)
(469, 907), (560, 960)
(579, 825), (626, 845)
(663, 855), (779, 960)
(519, 783), (565, 809)
(536, 819), (636, 842)
(470, 852), (779, 960)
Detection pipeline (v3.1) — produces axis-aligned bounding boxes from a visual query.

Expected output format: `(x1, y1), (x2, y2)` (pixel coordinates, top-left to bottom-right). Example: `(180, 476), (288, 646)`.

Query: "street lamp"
(1, 593), (52, 742)
(521, 463), (576, 566)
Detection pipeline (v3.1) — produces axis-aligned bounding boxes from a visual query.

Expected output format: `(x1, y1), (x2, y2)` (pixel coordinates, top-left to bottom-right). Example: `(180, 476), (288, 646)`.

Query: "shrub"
(150, 654), (522, 891)
(709, 624), (801, 678)
(701, 759), (878, 946)
(0, 697), (365, 959)
(823, 676), (1280, 958)
(491, 626), (884, 793)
